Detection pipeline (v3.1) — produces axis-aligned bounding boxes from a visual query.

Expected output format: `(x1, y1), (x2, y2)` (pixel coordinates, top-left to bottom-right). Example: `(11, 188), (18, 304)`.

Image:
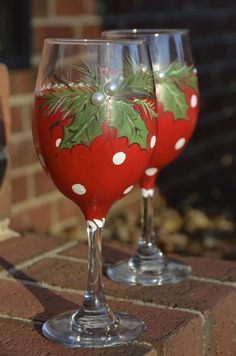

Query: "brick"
(12, 175), (28, 204)
(55, 0), (96, 15)
(9, 138), (38, 169)
(57, 197), (81, 221)
(81, 25), (102, 39)
(181, 255), (236, 283)
(34, 170), (55, 196)
(32, 26), (74, 54)
(11, 203), (55, 232)
(0, 279), (203, 355)
(0, 317), (177, 356)
(31, 0), (48, 17)
(11, 107), (23, 133)
(0, 234), (64, 269)
(9, 69), (37, 95)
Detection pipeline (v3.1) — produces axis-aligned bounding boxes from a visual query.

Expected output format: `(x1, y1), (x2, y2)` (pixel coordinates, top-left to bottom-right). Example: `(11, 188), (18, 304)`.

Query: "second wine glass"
(102, 29), (200, 286)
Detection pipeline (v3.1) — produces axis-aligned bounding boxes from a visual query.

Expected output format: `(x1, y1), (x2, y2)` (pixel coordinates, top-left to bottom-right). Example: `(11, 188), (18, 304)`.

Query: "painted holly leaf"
(59, 105), (103, 149)
(158, 82), (189, 120)
(156, 61), (198, 120)
(108, 100), (149, 149)
(40, 57), (157, 150)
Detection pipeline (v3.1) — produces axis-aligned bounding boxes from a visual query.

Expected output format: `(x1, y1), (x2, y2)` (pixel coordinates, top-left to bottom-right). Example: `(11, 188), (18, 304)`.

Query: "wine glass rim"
(44, 38), (146, 45)
(102, 28), (189, 36)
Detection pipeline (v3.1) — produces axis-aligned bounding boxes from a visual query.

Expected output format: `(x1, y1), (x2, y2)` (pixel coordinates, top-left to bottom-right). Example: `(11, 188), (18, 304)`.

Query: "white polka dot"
(123, 185), (134, 195)
(72, 184), (86, 195)
(150, 135), (157, 149)
(55, 138), (62, 148)
(112, 152), (126, 165)
(38, 153), (45, 167)
(145, 167), (158, 176)
(175, 138), (186, 150)
(190, 94), (198, 108)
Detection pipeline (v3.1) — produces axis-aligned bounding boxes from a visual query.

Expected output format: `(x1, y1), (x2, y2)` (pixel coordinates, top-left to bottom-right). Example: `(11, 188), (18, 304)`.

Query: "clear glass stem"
(129, 190), (164, 270)
(72, 224), (117, 332)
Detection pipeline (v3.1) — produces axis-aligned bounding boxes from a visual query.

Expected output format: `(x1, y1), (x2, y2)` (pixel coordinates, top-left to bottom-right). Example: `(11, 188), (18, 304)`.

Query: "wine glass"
(102, 29), (200, 285)
(33, 38), (158, 347)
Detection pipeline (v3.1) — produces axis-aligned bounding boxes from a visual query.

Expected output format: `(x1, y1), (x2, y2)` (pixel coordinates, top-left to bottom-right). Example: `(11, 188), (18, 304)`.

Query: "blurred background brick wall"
(5, 0), (236, 235)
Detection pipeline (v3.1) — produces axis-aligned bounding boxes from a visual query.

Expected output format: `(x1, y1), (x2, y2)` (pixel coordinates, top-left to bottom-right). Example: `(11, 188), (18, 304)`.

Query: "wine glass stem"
(72, 224), (116, 330)
(135, 190), (164, 263)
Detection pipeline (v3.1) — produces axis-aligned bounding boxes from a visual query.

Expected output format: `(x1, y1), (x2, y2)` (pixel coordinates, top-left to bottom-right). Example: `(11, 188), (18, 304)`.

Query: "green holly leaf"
(60, 104), (104, 149)
(158, 82), (189, 120)
(108, 100), (149, 149)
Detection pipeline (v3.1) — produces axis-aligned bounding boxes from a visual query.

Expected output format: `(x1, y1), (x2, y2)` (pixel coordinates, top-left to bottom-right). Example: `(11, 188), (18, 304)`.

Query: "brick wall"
(8, 0), (236, 234)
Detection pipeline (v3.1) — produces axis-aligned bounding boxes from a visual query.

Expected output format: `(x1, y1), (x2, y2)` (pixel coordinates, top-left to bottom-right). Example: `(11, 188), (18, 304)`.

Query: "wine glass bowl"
(33, 39), (158, 347)
(102, 29), (200, 285)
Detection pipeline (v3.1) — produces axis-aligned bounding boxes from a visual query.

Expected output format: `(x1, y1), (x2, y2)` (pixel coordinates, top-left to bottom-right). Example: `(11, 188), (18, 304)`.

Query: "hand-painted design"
(175, 138), (186, 150)
(155, 61), (198, 120)
(141, 188), (154, 198)
(39, 57), (157, 150)
(112, 152), (126, 165)
(145, 167), (158, 176)
(72, 183), (86, 195)
(123, 185), (134, 195)
(87, 218), (106, 230)
(190, 94), (198, 108)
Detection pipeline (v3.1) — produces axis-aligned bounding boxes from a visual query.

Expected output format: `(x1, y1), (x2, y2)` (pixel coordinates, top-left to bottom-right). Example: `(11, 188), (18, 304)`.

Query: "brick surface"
(0, 235), (236, 353)
(11, 203), (55, 232)
(11, 107), (23, 133)
(0, 234), (64, 269)
(81, 25), (102, 39)
(12, 175), (28, 204)
(55, 0), (96, 15)
(34, 170), (55, 196)
(9, 70), (37, 95)
(31, 0), (48, 17)
(9, 138), (37, 169)
(32, 26), (74, 54)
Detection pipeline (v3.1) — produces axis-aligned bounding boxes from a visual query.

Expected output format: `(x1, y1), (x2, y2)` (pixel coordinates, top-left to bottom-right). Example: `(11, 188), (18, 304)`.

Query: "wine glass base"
(107, 258), (191, 286)
(42, 310), (145, 348)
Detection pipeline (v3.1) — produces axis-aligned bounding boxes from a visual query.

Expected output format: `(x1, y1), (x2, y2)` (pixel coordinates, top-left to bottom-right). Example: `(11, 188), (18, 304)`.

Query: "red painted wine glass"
(33, 39), (158, 347)
(102, 29), (200, 285)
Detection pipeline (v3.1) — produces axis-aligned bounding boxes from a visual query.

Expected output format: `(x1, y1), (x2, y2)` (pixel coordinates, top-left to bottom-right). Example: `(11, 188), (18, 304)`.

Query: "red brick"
(0, 279), (202, 355)
(9, 69), (37, 95)
(9, 138), (38, 169)
(34, 170), (56, 196)
(55, 0), (96, 15)
(11, 107), (23, 133)
(181, 255), (236, 283)
(0, 318), (168, 356)
(31, 0), (48, 17)
(0, 234), (64, 269)
(12, 175), (28, 204)
(81, 25), (101, 39)
(32, 26), (74, 54)
(57, 197), (82, 221)
(11, 203), (55, 232)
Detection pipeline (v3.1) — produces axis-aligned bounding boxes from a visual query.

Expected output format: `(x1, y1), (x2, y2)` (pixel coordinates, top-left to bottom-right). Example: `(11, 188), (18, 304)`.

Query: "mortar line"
(0, 275), (207, 355)
(0, 240), (77, 278)
(0, 312), (43, 326)
(52, 254), (87, 264)
(190, 275), (236, 288)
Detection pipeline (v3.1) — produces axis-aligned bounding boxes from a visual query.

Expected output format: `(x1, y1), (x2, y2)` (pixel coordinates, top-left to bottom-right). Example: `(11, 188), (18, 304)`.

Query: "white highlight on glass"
(150, 135), (157, 149)
(55, 138), (62, 147)
(190, 94), (198, 108)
